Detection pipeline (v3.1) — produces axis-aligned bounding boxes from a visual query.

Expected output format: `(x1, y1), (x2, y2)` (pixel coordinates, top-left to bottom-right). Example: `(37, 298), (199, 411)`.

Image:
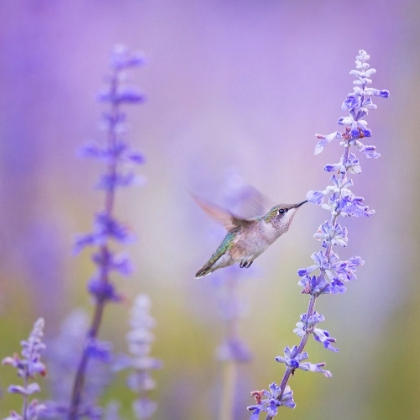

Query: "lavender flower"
(248, 384), (295, 419)
(42, 309), (113, 419)
(114, 294), (162, 419)
(2, 318), (47, 420)
(247, 50), (389, 419)
(275, 346), (331, 377)
(68, 45), (146, 420)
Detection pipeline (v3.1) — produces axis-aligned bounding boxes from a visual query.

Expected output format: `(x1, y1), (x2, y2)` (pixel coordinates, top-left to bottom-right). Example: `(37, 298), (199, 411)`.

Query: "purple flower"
(344, 153), (362, 174)
(298, 275), (330, 296)
(97, 172), (137, 190)
(127, 151), (146, 164)
(79, 140), (127, 162)
(86, 338), (113, 362)
(275, 346), (303, 368)
(110, 44), (146, 70)
(3, 401), (47, 420)
(88, 277), (121, 302)
(80, 139), (145, 167)
(314, 132), (341, 155)
(341, 94), (360, 110)
(2, 319), (47, 420)
(94, 213), (135, 243)
(314, 221), (348, 247)
(333, 255), (364, 282)
(357, 142), (380, 158)
(248, 384), (296, 418)
(98, 87), (145, 104)
(92, 250), (134, 276)
(275, 346), (332, 378)
(74, 213), (135, 253)
(68, 45), (146, 419)
(2, 319), (47, 380)
(337, 192), (375, 217)
(323, 278), (347, 294)
(293, 313), (338, 352)
(248, 50), (389, 417)
(298, 361), (332, 377)
(113, 295), (162, 420)
(324, 153), (361, 175)
(312, 328), (338, 352)
(297, 250), (333, 277)
(8, 383), (41, 396)
(248, 404), (264, 420)
(306, 190), (325, 205)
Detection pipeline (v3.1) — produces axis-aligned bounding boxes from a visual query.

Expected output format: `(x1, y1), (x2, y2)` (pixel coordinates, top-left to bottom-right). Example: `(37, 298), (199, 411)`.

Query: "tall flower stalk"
(114, 294), (162, 419)
(2, 318), (47, 420)
(68, 45), (146, 419)
(247, 50), (389, 419)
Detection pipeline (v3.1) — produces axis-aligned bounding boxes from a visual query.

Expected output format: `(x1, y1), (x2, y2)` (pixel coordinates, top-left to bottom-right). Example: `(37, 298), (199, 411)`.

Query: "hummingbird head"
(264, 200), (307, 231)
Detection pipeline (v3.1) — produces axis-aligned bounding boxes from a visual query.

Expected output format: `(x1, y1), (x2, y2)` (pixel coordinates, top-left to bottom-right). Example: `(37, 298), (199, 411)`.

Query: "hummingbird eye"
(278, 208), (286, 215)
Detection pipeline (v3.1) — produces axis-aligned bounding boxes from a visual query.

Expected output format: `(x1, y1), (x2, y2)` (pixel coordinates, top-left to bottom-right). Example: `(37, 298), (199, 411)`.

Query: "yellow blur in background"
(0, 1), (419, 419)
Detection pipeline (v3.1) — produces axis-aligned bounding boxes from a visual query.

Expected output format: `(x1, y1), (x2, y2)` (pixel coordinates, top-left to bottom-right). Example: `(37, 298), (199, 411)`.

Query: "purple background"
(0, 1), (419, 419)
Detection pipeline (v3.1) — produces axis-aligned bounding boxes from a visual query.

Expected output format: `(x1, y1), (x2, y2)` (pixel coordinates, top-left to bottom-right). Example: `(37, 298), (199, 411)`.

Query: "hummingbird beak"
(294, 200), (308, 208)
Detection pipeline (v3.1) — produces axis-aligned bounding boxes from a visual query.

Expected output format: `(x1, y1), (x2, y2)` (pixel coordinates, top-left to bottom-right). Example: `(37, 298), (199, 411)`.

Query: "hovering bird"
(194, 195), (307, 278)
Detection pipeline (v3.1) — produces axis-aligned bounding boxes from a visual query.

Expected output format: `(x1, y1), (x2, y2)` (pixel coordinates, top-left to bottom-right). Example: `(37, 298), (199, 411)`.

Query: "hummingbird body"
(195, 200), (307, 278)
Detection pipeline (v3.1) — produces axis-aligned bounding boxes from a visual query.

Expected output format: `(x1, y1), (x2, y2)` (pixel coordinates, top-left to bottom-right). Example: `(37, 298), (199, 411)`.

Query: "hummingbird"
(194, 196), (307, 278)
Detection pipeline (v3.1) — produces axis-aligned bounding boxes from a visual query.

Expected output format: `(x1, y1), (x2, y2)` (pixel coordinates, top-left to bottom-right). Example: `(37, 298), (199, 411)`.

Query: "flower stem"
(22, 371), (28, 420)
(68, 71), (119, 420)
(220, 360), (237, 420)
(265, 142), (349, 420)
(264, 295), (317, 420)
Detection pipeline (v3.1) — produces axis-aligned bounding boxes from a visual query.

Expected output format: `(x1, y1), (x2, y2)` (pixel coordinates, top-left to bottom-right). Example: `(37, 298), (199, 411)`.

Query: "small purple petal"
(111, 45), (146, 69)
(128, 151), (146, 165)
(88, 278), (121, 302)
(97, 172), (137, 190)
(98, 88), (146, 104)
(86, 338), (113, 362)
(374, 89), (390, 98)
(306, 190), (325, 205)
(314, 132), (340, 154)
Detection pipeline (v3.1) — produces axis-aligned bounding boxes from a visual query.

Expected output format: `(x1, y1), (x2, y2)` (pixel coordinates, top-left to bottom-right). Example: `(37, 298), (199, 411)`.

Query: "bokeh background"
(0, 1), (419, 419)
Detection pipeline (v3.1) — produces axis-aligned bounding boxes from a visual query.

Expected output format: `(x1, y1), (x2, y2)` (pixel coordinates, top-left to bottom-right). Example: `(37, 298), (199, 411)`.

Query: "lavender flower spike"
(2, 318), (47, 420)
(248, 50), (389, 419)
(68, 45), (146, 420)
(113, 294), (162, 420)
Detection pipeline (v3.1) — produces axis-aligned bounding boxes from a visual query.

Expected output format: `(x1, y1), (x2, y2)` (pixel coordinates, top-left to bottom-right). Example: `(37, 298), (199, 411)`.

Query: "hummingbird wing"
(225, 185), (275, 219)
(192, 194), (252, 232)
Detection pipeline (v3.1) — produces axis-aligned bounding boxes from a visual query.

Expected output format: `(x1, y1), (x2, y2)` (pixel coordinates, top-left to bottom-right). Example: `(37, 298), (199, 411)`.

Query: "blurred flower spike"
(249, 50), (389, 418)
(68, 45), (146, 419)
(74, 44), (145, 302)
(114, 294), (162, 419)
(2, 318), (47, 420)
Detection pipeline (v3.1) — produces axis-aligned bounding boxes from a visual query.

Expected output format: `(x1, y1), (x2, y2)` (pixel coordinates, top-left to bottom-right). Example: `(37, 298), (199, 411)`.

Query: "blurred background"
(0, 0), (419, 419)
